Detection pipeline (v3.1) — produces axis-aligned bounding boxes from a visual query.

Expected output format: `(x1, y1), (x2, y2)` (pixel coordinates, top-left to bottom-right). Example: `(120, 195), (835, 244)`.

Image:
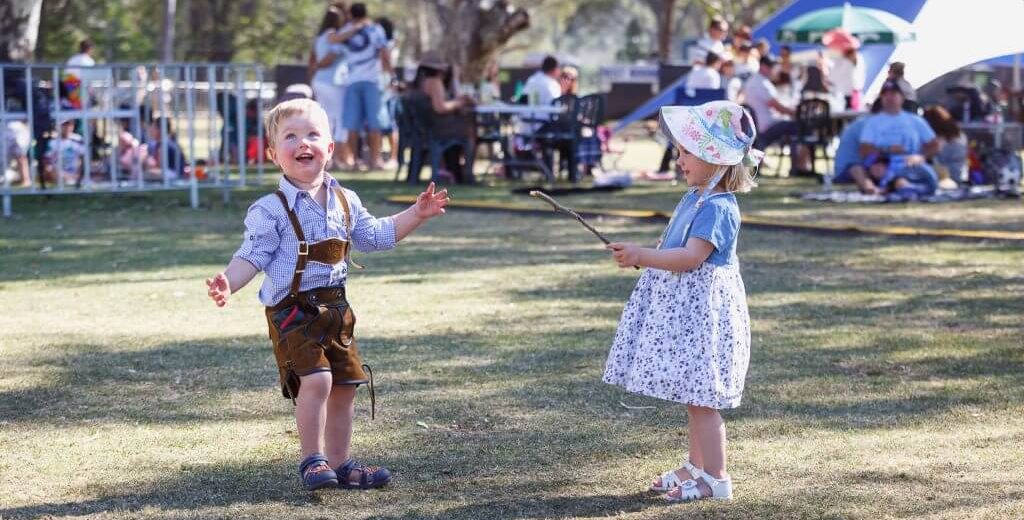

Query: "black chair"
(534, 94), (605, 183)
(532, 94), (581, 180)
(472, 111), (503, 175)
(795, 99), (832, 175)
(571, 94), (606, 179)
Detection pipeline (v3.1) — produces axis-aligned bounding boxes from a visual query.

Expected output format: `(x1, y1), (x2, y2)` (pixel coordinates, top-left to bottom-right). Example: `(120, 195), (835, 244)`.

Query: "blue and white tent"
(752, 0), (1024, 99)
(612, 0), (1023, 133)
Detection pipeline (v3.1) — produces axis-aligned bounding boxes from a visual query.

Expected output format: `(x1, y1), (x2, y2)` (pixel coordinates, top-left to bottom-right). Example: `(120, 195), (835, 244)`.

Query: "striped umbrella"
(776, 2), (916, 45)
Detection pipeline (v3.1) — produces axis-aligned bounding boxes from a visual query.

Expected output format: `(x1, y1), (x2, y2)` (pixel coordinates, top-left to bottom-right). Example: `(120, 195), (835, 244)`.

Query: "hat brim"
(659, 106), (746, 166)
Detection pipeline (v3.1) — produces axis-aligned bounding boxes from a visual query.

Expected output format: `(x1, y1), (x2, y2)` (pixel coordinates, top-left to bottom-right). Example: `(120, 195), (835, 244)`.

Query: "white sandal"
(665, 469), (733, 502)
(649, 460), (701, 492)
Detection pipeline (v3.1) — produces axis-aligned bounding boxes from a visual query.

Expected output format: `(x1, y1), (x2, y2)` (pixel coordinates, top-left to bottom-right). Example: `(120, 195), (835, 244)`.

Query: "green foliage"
(37, 0), (160, 62)
(616, 17), (650, 62)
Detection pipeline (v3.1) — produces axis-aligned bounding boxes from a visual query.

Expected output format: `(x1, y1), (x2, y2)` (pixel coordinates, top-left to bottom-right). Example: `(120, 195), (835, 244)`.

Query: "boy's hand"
(413, 182), (449, 220)
(206, 273), (231, 307)
(607, 242), (642, 268)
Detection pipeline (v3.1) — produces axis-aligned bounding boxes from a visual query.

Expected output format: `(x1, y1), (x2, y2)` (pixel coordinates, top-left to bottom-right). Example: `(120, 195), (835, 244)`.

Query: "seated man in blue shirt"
(858, 80), (940, 196)
(832, 103), (882, 194)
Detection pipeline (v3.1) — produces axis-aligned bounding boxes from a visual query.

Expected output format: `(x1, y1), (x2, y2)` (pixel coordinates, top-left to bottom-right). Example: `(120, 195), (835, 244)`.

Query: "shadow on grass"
(0, 459), (313, 519)
(5, 318), (1020, 435)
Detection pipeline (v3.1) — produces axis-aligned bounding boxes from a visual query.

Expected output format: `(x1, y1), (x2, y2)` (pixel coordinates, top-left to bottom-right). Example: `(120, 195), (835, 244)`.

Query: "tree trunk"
(428, 0), (529, 84)
(657, 0), (676, 63)
(0, 0), (43, 63)
(161, 0), (177, 62)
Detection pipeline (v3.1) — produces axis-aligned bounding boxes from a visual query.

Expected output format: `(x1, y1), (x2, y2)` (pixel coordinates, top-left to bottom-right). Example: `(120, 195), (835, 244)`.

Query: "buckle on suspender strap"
(297, 241), (309, 256)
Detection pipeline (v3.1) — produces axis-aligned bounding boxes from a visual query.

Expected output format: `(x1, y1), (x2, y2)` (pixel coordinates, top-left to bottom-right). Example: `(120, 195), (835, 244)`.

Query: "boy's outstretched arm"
(206, 258), (259, 307)
(391, 182), (449, 242)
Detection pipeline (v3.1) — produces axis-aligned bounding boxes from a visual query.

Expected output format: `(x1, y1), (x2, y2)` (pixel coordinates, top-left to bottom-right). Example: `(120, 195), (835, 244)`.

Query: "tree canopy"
(22, 0), (787, 69)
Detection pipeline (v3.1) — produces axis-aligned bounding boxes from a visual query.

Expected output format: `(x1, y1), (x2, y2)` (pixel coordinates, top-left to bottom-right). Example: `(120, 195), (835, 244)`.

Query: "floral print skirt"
(602, 263), (751, 409)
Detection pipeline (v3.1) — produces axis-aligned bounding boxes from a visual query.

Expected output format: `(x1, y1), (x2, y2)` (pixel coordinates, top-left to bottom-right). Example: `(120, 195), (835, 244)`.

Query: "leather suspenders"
(274, 186), (356, 300)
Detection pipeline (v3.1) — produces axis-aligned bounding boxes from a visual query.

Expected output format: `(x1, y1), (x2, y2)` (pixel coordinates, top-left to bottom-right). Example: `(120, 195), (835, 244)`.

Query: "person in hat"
(603, 100), (762, 503)
(404, 50), (477, 183)
(886, 62), (917, 103)
(858, 80), (939, 196)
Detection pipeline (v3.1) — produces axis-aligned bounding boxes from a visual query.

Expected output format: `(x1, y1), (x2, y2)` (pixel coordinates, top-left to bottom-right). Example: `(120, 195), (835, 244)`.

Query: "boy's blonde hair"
(263, 98), (331, 148)
(715, 164), (758, 193)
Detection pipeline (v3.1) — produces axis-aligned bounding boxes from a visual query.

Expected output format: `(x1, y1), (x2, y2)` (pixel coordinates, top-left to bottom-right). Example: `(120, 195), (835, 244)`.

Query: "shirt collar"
(277, 171), (339, 210)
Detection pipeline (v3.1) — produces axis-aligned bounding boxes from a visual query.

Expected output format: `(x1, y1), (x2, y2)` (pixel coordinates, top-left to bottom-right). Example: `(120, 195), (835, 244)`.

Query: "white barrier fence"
(1, 62), (270, 217)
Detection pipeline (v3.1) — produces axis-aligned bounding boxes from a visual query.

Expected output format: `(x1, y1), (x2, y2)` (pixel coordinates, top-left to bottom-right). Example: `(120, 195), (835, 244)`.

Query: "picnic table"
(473, 103), (565, 116)
(473, 102), (569, 182)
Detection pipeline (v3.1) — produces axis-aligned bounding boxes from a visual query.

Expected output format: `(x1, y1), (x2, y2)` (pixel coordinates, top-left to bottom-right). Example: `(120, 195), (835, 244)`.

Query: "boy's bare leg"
(325, 384), (356, 476)
(295, 371), (332, 459)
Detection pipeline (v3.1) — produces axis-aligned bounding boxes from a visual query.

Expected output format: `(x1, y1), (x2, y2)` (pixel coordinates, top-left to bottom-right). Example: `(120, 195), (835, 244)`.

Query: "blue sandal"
(299, 453), (339, 491)
(336, 459), (392, 490)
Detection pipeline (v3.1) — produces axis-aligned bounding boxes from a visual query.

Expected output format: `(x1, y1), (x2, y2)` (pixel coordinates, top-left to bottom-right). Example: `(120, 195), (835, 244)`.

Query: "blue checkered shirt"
(234, 173), (396, 306)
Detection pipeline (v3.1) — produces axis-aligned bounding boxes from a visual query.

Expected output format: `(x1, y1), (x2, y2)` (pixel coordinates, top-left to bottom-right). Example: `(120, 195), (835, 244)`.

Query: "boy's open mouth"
(295, 152), (315, 163)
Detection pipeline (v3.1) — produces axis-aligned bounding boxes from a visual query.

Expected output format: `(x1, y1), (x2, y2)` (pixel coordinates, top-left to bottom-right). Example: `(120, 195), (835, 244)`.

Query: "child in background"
(604, 101), (761, 503)
(144, 117), (185, 180)
(43, 119), (86, 185)
(206, 98), (449, 491)
(4, 120), (32, 187)
(117, 118), (148, 179)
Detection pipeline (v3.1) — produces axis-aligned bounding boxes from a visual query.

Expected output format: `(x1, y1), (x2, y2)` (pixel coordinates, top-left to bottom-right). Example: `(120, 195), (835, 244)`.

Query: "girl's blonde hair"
(714, 164), (758, 193)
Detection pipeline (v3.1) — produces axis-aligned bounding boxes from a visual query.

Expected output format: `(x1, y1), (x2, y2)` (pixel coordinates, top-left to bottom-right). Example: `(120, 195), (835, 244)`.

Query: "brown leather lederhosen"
(265, 187), (374, 416)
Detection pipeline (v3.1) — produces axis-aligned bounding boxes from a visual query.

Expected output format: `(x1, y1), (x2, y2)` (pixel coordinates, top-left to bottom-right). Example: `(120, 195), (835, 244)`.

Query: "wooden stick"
(529, 190), (639, 269)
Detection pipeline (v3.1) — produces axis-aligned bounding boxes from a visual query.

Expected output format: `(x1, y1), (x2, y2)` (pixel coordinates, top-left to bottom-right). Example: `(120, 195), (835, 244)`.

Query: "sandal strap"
(667, 478), (704, 502)
(696, 470), (733, 499)
(298, 453), (331, 476)
(338, 458), (386, 489)
(659, 470), (685, 489)
(682, 460), (700, 476)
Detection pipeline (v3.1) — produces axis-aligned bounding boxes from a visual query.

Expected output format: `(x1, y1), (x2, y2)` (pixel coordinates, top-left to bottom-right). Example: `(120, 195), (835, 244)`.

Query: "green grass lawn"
(1, 173), (1023, 519)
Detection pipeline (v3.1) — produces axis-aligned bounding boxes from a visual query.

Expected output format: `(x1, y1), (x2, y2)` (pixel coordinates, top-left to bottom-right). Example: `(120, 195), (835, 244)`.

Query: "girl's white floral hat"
(659, 100), (765, 168)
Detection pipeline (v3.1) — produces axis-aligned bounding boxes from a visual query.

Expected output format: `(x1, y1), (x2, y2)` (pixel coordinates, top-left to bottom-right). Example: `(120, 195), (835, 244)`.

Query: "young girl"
(604, 100), (762, 503)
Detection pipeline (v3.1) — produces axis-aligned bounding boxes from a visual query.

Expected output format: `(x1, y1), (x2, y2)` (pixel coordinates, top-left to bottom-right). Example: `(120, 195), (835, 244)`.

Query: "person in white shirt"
(519, 56), (563, 133)
(688, 17), (729, 64)
(731, 44), (756, 79)
(691, 18), (728, 64)
(685, 52), (722, 90)
(720, 60), (743, 103)
(830, 48), (865, 110)
(742, 55), (811, 173)
(311, 6), (353, 169)
(331, 2), (391, 170)
(523, 56), (562, 106)
(66, 39), (96, 68)
(65, 39), (101, 92)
